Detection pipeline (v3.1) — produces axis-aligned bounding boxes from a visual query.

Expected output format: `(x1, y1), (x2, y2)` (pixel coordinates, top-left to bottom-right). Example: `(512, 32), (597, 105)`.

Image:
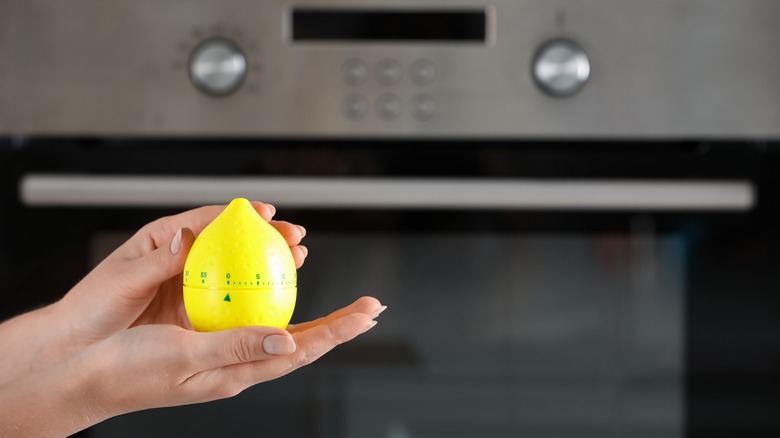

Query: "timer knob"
(189, 37), (247, 96)
(532, 39), (590, 97)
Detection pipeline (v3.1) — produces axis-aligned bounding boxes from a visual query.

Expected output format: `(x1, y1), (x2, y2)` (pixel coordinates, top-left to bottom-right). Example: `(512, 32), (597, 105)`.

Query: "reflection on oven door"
(90, 230), (682, 438)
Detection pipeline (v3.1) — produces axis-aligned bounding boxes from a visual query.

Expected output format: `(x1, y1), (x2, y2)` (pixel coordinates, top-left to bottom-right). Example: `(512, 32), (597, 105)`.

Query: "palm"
(131, 277), (192, 329)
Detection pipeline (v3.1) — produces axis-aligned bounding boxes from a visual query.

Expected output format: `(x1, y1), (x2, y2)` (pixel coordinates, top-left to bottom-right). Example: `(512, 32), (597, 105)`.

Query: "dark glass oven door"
(1, 139), (779, 437)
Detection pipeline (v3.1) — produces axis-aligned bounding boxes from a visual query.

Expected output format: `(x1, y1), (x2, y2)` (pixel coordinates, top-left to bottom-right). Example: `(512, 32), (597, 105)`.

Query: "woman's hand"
(83, 296), (381, 414)
(0, 201), (387, 437)
(0, 202), (308, 382)
(62, 202), (307, 336)
(0, 297), (384, 437)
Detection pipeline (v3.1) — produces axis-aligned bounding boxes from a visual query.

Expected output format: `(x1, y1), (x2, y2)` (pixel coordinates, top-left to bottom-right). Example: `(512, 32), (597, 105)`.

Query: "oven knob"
(532, 39), (590, 97)
(189, 37), (247, 96)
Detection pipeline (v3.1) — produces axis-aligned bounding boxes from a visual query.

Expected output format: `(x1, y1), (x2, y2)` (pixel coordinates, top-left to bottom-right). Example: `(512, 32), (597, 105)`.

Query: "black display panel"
(291, 9), (487, 42)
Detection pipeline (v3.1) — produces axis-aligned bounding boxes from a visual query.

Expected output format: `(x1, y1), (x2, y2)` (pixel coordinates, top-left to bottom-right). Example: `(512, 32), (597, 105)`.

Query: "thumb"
(121, 227), (196, 293)
(189, 327), (296, 371)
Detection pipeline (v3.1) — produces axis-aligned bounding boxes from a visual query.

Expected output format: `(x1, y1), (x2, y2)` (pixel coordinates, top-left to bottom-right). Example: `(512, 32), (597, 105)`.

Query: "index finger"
(130, 201), (277, 255)
(286, 296), (382, 333)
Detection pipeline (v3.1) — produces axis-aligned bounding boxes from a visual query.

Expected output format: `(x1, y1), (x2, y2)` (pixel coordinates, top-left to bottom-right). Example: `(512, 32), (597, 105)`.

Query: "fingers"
(287, 296), (383, 333)
(138, 201), (278, 253)
(271, 220), (305, 246)
(290, 245), (308, 269)
(188, 326), (296, 371)
(194, 298), (384, 372)
(142, 205), (232, 253)
(286, 312), (375, 370)
(180, 300), (383, 402)
(269, 220), (307, 267)
(250, 201), (276, 222)
(213, 312), (377, 391)
(117, 227), (196, 295)
(100, 200), (308, 304)
(120, 202), (305, 267)
(155, 205), (309, 268)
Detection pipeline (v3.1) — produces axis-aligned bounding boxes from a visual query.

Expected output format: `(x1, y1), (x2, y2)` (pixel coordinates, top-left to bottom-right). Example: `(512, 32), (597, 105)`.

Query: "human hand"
(78, 297), (382, 416)
(0, 297), (385, 437)
(44, 202), (307, 369)
(0, 201), (388, 437)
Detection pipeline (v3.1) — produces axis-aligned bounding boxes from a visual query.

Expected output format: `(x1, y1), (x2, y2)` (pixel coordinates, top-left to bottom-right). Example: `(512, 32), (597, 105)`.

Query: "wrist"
(0, 303), (72, 384)
(34, 301), (82, 363)
(0, 353), (109, 437)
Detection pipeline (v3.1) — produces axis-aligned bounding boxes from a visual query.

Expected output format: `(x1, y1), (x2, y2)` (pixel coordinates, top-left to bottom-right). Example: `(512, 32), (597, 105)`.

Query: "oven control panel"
(188, 38), (248, 97)
(1, 0), (780, 137)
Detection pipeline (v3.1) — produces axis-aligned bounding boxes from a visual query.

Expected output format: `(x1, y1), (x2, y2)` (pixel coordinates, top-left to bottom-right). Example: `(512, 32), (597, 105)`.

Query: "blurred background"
(2, 1), (780, 437)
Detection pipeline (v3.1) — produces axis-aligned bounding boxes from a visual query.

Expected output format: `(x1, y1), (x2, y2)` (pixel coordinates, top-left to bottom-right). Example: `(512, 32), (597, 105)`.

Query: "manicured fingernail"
(297, 225), (307, 238)
(299, 245), (308, 257)
(267, 204), (277, 217)
(170, 228), (182, 255)
(263, 335), (296, 355)
(370, 305), (388, 320)
(360, 320), (378, 335)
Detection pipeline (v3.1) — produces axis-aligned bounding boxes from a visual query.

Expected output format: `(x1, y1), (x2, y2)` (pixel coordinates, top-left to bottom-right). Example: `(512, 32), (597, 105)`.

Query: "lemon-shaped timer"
(183, 198), (297, 331)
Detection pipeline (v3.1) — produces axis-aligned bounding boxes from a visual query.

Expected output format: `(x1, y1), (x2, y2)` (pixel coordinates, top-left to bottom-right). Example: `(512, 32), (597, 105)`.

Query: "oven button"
(375, 93), (402, 120)
(343, 58), (368, 85)
(532, 39), (590, 97)
(411, 94), (436, 120)
(411, 59), (436, 86)
(376, 59), (403, 86)
(342, 93), (368, 120)
(189, 37), (247, 96)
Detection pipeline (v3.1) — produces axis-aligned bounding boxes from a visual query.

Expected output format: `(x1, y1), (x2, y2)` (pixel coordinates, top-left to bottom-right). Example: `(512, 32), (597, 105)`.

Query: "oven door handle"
(20, 174), (754, 211)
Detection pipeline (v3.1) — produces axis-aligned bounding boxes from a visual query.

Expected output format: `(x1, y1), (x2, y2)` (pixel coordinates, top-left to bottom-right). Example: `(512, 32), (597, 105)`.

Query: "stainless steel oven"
(2, 1), (780, 437)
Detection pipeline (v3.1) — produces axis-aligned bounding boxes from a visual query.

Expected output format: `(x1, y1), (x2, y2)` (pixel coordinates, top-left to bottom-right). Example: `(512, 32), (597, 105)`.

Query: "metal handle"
(20, 174), (754, 211)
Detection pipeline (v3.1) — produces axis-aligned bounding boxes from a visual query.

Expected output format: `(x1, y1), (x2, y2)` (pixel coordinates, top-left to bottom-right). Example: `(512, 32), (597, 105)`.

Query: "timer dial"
(183, 198), (297, 331)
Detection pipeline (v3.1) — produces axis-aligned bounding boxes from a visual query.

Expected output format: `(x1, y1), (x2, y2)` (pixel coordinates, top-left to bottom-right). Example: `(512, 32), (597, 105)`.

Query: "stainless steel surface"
(189, 38), (247, 96)
(20, 174), (755, 211)
(533, 39), (590, 97)
(1, 0), (780, 137)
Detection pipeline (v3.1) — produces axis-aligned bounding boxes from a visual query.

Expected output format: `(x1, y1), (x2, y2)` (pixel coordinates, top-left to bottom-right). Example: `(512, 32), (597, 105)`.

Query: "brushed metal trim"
(20, 175), (755, 211)
(485, 5), (498, 47)
(3, 0), (780, 136)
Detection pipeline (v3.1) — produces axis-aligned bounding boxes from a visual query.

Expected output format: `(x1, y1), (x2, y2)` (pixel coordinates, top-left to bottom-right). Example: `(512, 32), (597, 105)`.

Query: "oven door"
(1, 138), (779, 437)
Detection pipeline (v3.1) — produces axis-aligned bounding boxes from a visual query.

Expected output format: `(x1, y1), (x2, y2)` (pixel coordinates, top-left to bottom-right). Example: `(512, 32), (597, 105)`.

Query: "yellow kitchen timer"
(183, 198), (297, 331)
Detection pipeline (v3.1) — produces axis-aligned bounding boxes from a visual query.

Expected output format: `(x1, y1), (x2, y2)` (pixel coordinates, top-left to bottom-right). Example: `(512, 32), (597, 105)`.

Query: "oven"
(2, 1), (780, 437)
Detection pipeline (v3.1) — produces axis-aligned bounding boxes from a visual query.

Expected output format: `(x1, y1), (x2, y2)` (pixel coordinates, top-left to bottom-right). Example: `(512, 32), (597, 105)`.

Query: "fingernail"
(370, 305), (387, 320)
(360, 320), (378, 335)
(297, 225), (307, 238)
(263, 335), (296, 355)
(299, 245), (309, 257)
(170, 228), (182, 255)
(267, 204), (277, 217)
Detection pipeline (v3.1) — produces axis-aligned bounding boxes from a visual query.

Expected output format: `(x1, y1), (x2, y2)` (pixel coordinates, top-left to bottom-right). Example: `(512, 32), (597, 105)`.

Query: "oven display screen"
(291, 9), (487, 42)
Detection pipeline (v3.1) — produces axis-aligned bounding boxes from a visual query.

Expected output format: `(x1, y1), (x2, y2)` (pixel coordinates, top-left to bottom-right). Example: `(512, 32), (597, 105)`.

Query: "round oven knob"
(189, 38), (247, 96)
(532, 39), (590, 97)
